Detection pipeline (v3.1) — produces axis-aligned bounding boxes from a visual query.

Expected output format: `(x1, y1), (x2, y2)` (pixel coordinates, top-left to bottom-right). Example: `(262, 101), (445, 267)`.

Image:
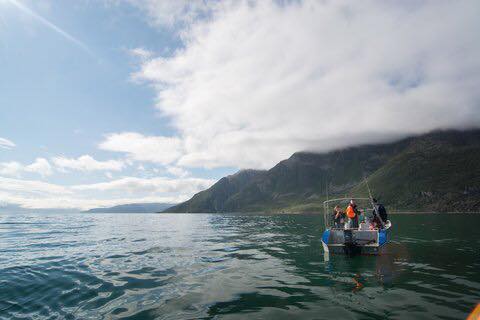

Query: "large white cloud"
(130, 0), (480, 169)
(52, 155), (125, 172)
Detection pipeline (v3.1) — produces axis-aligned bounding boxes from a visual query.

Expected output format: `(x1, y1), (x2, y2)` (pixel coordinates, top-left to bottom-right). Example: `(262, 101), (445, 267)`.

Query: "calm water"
(0, 213), (479, 320)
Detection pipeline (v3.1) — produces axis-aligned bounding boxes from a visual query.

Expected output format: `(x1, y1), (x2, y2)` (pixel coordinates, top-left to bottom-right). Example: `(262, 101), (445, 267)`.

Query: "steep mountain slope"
(164, 129), (480, 213)
(166, 170), (266, 213)
(350, 130), (480, 212)
(220, 140), (411, 212)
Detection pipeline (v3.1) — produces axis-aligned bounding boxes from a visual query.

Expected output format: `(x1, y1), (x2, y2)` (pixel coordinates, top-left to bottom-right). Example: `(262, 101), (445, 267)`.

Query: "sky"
(0, 0), (479, 210)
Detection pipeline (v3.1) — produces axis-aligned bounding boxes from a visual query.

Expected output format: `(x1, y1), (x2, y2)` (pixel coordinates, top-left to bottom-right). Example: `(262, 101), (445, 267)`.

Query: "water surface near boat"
(1, 213), (479, 319)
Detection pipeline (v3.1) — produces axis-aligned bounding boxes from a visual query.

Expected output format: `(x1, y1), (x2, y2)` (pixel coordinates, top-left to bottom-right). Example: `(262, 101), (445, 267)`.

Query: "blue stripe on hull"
(322, 230), (330, 244)
(379, 229), (387, 246)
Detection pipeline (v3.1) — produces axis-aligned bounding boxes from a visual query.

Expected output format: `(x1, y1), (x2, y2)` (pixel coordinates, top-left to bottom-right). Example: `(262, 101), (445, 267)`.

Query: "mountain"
(165, 170), (266, 213)
(164, 129), (480, 213)
(85, 203), (175, 213)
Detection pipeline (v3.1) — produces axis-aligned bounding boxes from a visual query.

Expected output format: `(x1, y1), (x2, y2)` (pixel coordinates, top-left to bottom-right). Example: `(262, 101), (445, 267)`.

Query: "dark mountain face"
(351, 129), (480, 212)
(166, 169), (266, 213)
(164, 129), (480, 213)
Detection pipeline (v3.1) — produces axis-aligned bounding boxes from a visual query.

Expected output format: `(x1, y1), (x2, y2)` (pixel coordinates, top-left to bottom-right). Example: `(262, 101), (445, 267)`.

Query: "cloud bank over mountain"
(129, 0), (480, 169)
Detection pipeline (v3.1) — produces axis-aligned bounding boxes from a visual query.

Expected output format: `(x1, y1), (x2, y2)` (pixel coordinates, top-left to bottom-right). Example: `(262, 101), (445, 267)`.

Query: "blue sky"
(1, 1), (176, 167)
(0, 0), (479, 209)
(0, 0), (230, 208)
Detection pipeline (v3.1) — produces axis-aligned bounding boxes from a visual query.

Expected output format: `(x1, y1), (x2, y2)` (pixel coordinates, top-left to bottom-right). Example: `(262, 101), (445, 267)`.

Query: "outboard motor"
(344, 229), (353, 244)
(343, 229), (360, 256)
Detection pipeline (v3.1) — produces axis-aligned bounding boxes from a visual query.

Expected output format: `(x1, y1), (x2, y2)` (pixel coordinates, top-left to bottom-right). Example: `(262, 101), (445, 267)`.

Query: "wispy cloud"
(6, 0), (92, 55)
(129, 47), (153, 60)
(126, 0), (215, 28)
(0, 155), (126, 177)
(52, 155), (125, 172)
(99, 132), (183, 165)
(71, 176), (213, 194)
(166, 166), (189, 178)
(0, 137), (15, 149)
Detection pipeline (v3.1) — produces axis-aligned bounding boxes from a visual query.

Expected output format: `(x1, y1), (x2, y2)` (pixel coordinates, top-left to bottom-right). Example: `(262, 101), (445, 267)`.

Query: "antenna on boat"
(324, 175), (330, 229)
(325, 177), (329, 202)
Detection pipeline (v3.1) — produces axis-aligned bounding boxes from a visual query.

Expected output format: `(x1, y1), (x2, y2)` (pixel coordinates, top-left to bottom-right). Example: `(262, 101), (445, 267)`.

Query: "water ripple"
(0, 213), (479, 319)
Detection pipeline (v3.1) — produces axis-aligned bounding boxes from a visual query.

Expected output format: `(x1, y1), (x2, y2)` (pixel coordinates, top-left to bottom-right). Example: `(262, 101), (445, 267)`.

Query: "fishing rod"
(364, 175), (385, 228)
(364, 175), (373, 202)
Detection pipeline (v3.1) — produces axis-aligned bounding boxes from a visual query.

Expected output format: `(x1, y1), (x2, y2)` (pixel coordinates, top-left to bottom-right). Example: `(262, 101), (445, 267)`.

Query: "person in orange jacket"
(345, 199), (359, 229)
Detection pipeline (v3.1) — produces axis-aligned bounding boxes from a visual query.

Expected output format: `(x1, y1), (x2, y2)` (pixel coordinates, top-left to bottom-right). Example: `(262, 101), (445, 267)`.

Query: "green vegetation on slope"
(351, 131), (480, 212)
(165, 129), (480, 213)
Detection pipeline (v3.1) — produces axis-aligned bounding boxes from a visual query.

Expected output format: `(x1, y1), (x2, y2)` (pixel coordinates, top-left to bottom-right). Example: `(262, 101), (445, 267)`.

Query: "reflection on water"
(0, 213), (479, 319)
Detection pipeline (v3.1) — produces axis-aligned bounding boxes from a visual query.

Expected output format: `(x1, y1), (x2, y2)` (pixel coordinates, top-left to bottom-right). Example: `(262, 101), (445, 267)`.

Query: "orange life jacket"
(346, 205), (356, 219)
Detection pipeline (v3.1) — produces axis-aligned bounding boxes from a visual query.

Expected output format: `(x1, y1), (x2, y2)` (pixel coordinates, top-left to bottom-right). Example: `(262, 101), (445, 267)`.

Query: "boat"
(321, 198), (392, 256)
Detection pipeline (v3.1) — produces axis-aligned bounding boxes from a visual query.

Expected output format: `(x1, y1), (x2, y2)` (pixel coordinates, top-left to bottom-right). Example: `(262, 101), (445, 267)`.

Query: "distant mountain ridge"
(85, 203), (175, 213)
(0, 204), (79, 214)
(164, 129), (480, 213)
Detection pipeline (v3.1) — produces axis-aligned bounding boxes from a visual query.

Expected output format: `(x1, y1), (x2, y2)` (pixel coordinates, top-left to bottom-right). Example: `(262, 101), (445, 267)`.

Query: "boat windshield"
(323, 198), (373, 229)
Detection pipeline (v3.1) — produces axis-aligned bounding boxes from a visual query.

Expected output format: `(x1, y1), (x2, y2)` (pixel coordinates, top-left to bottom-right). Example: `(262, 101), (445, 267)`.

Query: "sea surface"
(0, 213), (479, 320)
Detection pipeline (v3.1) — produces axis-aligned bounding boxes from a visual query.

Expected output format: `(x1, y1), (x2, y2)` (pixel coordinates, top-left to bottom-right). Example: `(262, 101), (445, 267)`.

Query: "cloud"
(126, 0), (214, 27)
(129, 47), (153, 60)
(52, 155), (125, 172)
(0, 162), (24, 176)
(166, 166), (189, 177)
(0, 176), (70, 195)
(99, 132), (183, 165)
(0, 158), (52, 177)
(72, 176), (213, 195)
(24, 158), (52, 177)
(131, 0), (480, 169)
(0, 193), (185, 210)
(0, 175), (214, 210)
(0, 137), (15, 149)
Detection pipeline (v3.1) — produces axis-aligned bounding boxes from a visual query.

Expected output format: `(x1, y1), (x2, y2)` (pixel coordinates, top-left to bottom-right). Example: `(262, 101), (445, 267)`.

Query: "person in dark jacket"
(372, 198), (388, 228)
(333, 205), (345, 228)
